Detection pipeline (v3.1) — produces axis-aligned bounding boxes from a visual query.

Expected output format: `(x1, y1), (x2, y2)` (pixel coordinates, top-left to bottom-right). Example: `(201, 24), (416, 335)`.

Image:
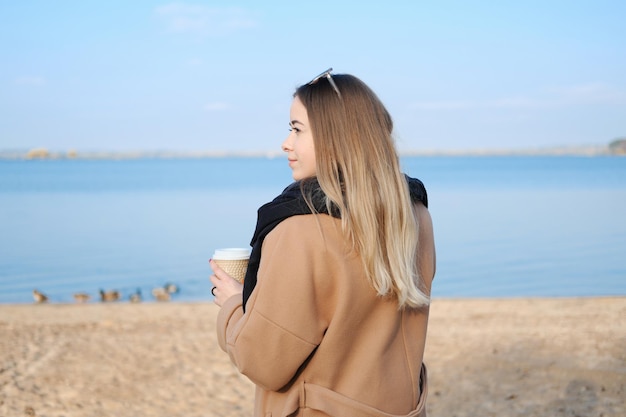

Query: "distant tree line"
(609, 138), (626, 155)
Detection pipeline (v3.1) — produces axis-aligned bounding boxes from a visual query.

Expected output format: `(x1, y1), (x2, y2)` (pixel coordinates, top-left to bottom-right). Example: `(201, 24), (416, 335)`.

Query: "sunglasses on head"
(307, 67), (341, 98)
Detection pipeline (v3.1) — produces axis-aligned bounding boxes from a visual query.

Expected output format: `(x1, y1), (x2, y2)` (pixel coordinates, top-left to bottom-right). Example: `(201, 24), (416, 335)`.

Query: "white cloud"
(409, 100), (473, 110)
(185, 58), (204, 66)
(410, 97), (545, 111)
(411, 83), (626, 111)
(203, 102), (231, 111)
(155, 3), (258, 36)
(548, 83), (626, 106)
(15, 76), (46, 86)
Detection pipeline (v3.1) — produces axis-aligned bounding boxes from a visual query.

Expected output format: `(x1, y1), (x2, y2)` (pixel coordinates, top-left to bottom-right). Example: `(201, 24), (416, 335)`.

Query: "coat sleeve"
(216, 216), (334, 391)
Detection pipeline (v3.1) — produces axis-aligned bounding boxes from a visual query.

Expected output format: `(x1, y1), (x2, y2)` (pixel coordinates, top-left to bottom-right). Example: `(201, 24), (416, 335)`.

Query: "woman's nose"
(281, 134), (293, 152)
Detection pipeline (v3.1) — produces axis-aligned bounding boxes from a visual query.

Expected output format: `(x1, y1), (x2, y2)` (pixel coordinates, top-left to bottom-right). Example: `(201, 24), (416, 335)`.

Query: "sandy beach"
(1, 297), (624, 417)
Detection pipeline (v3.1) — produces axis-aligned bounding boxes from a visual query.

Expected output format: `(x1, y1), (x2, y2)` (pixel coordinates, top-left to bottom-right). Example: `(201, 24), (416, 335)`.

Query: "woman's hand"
(209, 259), (243, 307)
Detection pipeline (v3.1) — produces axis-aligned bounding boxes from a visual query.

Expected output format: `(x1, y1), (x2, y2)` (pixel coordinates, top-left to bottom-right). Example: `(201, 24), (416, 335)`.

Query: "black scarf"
(242, 175), (428, 310)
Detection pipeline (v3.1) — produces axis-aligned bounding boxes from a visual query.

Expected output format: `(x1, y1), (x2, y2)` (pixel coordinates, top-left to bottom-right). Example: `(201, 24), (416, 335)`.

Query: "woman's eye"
(289, 126), (300, 133)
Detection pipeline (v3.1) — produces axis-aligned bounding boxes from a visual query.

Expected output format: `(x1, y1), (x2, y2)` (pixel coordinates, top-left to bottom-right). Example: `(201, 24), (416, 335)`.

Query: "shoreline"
(1, 293), (623, 305)
(2, 297), (624, 416)
(1, 293), (623, 307)
(0, 144), (621, 160)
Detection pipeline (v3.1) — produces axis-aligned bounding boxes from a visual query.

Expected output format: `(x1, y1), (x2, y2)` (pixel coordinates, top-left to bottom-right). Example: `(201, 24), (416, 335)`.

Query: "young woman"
(210, 69), (436, 417)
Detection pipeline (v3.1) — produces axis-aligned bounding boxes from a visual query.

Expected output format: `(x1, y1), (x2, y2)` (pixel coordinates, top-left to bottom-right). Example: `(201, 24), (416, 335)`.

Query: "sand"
(1, 297), (624, 417)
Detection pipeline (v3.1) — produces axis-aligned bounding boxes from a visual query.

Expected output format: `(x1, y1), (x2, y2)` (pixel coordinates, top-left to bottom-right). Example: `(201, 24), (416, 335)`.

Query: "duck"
(99, 289), (121, 302)
(129, 288), (142, 303)
(32, 289), (48, 304)
(163, 282), (179, 294)
(73, 292), (91, 303)
(151, 287), (171, 302)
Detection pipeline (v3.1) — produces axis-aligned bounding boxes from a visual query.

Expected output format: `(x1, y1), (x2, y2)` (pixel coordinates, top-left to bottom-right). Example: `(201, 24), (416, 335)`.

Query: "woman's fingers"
(209, 259), (243, 306)
(209, 259), (231, 280)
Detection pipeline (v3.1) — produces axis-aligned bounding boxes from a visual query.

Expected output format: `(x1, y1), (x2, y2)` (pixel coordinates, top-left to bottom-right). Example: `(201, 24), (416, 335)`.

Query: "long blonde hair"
(295, 73), (430, 308)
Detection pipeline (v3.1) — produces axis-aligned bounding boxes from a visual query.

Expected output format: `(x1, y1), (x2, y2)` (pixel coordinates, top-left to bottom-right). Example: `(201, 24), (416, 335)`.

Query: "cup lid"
(213, 248), (251, 260)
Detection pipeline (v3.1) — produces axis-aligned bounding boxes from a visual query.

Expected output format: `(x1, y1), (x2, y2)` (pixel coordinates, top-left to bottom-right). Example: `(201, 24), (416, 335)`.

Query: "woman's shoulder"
(268, 214), (343, 244)
(264, 214), (350, 263)
(405, 174), (428, 207)
(413, 200), (436, 287)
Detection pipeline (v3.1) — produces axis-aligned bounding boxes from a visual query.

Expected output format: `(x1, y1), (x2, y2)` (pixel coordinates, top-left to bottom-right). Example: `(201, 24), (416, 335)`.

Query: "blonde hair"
(296, 73), (430, 308)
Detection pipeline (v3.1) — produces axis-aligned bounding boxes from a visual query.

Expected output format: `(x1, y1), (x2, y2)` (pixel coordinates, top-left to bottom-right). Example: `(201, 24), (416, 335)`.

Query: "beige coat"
(217, 208), (434, 417)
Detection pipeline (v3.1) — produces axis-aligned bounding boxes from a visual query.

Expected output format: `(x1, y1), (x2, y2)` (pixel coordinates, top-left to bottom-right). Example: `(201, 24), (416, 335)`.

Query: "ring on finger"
(211, 287), (217, 296)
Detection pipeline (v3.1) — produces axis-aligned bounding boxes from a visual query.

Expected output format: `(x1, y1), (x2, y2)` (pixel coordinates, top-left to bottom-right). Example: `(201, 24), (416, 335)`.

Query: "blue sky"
(1, 1), (624, 152)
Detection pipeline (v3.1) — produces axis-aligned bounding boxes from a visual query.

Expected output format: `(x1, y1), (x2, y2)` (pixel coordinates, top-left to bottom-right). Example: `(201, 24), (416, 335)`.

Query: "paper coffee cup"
(212, 248), (250, 283)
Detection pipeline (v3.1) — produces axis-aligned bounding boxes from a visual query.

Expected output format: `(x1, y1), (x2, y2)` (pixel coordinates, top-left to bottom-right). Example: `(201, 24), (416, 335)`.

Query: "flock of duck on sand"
(31, 283), (180, 304)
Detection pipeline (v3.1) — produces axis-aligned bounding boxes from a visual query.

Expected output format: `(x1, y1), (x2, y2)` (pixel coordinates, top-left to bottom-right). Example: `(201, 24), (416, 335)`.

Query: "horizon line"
(0, 144), (621, 160)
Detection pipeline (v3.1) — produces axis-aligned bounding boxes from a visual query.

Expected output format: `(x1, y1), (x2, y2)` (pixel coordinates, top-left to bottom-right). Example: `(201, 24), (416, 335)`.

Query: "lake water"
(1, 156), (624, 304)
